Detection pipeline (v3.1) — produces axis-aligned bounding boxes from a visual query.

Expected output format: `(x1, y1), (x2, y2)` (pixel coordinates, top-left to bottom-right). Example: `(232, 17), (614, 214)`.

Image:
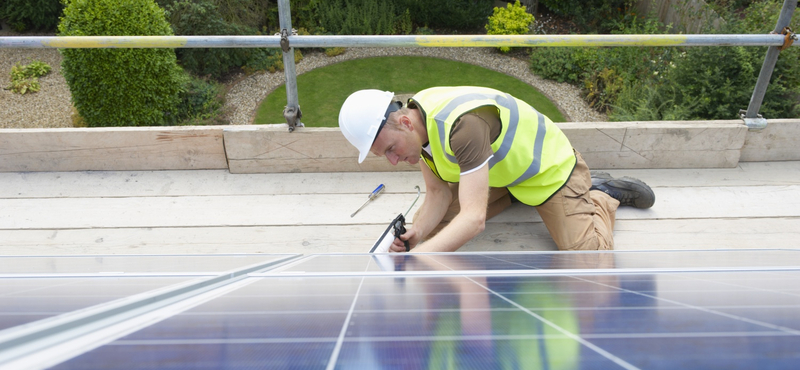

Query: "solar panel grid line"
(681, 273), (800, 298)
(0, 276), (265, 370)
(254, 266), (800, 278)
(43, 330), (800, 347)
(0, 254), (302, 275)
(430, 253), (643, 369)
(571, 275), (800, 335)
(0, 273), (221, 278)
(0, 254), (301, 369)
(465, 276), (642, 370)
(577, 331), (800, 339)
(325, 257), (379, 370)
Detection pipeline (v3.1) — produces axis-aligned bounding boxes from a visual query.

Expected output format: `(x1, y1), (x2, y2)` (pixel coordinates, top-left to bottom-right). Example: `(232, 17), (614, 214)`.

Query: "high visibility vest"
(412, 87), (576, 206)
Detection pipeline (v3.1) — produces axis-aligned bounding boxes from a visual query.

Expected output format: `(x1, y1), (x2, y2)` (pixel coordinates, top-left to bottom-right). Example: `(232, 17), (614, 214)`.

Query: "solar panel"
(1, 250), (799, 369)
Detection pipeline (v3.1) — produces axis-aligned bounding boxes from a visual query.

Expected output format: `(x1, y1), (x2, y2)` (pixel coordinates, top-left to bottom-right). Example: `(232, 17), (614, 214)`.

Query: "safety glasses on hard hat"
(372, 101), (403, 145)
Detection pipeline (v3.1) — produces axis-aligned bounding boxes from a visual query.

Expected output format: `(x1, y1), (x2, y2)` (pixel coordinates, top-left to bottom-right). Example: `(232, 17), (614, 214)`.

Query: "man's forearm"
(412, 211), (485, 252)
(410, 189), (451, 242)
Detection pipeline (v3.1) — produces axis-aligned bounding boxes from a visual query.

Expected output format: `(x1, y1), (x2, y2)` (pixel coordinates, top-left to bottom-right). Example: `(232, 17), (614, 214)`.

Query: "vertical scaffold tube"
(745, 0), (797, 120)
(278, 0), (302, 131)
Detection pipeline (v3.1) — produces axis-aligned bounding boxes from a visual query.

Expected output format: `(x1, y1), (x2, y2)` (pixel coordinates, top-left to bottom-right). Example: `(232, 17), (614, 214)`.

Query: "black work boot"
(590, 171), (656, 209)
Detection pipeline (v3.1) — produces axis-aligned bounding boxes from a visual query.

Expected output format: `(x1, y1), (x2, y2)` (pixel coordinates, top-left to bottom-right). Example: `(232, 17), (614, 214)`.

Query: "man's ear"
(400, 115), (413, 131)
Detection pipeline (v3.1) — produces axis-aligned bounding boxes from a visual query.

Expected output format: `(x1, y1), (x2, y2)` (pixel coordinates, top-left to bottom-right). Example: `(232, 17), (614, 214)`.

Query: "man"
(338, 86), (655, 253)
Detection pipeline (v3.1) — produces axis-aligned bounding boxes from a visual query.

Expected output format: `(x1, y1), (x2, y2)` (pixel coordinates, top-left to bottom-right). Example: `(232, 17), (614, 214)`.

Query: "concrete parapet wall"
(0, 119), (797, 173)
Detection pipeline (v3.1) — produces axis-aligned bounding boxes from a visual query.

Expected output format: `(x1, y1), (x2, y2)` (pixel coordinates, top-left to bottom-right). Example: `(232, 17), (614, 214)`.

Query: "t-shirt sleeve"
(450, 113), (494, 175)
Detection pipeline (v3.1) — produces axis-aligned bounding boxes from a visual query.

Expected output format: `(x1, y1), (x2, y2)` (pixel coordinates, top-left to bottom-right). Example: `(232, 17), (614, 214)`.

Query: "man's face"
(370, 123), (421, 166)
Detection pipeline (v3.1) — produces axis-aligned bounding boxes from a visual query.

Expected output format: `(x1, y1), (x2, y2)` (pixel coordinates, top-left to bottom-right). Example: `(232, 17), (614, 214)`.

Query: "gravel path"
(1, 47), (73, 129)
(1, 42), (606, 129)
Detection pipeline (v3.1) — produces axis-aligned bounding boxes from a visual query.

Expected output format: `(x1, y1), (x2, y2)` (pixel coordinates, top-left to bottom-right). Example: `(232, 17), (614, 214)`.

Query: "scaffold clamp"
(779, 27), (796, 51)
(739, 110), (767, 131)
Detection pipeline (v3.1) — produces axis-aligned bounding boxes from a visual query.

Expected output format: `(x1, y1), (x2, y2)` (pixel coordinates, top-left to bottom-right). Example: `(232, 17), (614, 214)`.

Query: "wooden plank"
(0, 170), (425, 198)
(4, 161), (800, 199)
(3, 185), (799, 229)
(562, 120), (747, 169)
(741, 119), (800, 162)
(0, 225), (387, 255)
(484, 185), (800, 223)
(0, 127), (228, 172)
(224, 125), (417, 173)
(595, 161), (800, 187)
(0, 193), (424, 229)
(2, 218), (797, 255)
(223, 121), (749, 173)
(462, 218), (800, 252)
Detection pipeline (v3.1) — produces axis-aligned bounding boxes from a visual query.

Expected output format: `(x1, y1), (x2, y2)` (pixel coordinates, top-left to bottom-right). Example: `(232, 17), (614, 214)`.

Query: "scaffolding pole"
(743, 0), (797, 129)
(1, 34), (794, 49)
(278, 0), (301, 131)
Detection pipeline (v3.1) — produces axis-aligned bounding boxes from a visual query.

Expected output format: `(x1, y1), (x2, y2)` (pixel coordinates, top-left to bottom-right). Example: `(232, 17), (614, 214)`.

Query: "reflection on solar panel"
(1, 250), (799, 369)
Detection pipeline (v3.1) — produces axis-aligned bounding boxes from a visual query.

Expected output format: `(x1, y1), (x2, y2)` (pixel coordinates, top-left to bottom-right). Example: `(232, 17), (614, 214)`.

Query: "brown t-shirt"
(450, 106), (502, 173)
(419, 105), (502, 175)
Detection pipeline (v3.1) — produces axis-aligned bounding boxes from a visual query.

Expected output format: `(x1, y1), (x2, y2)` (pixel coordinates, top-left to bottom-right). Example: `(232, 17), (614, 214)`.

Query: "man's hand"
(390, 227), (420, 253)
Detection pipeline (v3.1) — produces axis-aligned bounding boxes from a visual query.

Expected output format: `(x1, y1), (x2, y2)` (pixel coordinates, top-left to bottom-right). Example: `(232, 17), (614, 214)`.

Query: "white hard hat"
(339, 89), (399, 163)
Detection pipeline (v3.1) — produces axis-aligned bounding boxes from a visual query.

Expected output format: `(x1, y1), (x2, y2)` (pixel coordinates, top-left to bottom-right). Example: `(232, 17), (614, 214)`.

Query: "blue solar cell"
(587, 335), (800, 370)
(51, 342), (336, 370)
(123, 312), (348, 340)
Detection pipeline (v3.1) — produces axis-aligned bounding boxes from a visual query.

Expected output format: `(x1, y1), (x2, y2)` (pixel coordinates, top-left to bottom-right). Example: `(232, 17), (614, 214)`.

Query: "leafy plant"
(0, 0), (63, 32)
(529, 47), (596, 83)
(583, 68), (624, 113)
(175, 75), (226, 125)
(314, 0), (399, 35)
(397, 0), (494, 31)
(59, 0), (187, 127)
(609, 82), (693, 121)
(539, 0), (636, 33)
(660, 0), (800, 120)
(485, 0), (534, 53)
(5, 60), (52, 94)
(164, 0), (282, 80)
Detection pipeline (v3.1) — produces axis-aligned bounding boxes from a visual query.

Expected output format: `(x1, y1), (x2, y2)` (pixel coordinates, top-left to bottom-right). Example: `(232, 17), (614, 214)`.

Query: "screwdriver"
(351, 184), (385, 217)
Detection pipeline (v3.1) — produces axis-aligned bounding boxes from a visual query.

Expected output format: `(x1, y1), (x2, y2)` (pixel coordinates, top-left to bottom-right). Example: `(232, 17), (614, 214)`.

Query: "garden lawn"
(254, 56), (565, 126)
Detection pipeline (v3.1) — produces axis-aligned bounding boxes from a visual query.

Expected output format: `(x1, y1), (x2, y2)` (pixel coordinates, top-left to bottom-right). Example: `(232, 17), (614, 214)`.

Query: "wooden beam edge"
(1, 119), (795, 172)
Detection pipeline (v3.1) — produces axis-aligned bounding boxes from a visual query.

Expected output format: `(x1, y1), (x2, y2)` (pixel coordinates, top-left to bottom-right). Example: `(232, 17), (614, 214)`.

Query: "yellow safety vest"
(412, 86), (576, 206)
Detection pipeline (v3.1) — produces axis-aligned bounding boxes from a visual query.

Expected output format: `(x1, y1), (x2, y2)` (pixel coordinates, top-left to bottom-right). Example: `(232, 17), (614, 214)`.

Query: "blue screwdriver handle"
(368, 184), (385, 199)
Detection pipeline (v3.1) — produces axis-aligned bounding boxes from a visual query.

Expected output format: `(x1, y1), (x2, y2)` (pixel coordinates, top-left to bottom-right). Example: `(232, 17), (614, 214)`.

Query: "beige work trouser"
(421, 151), (620, 251)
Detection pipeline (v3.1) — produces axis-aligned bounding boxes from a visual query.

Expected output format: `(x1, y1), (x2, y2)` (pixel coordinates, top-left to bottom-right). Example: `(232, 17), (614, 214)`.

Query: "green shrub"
(314, 0), (399, 35)
(165, 0), (282, 80)
(530, 47), (592, 83)
(0, 0), (63, 32)
(157, 0), (272, 31)
(609, 83), (694, 121)
(5, 60), (52, 94)
(485, 0), (534, 53)
(604, 0), (799, 121)
(539, 0), (635, 33)
(176, 75), (225, 125)
(397, 0), (494, 31)
(59, 0), (187, 127)
(654, 1), (800, 120)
